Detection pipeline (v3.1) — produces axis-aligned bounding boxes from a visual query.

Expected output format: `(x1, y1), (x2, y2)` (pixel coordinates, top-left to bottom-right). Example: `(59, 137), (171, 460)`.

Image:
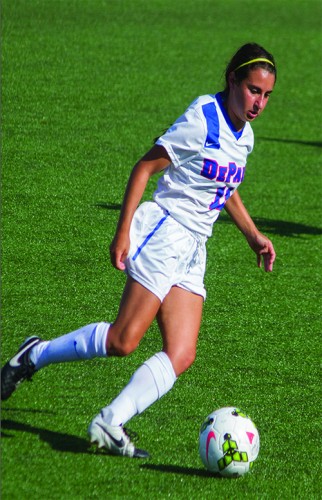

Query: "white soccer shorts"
(125, 201), (207, 302)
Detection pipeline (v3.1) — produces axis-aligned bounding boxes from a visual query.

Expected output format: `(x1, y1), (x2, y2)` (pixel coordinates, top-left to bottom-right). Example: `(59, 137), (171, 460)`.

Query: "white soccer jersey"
(154, 92), (254, 237)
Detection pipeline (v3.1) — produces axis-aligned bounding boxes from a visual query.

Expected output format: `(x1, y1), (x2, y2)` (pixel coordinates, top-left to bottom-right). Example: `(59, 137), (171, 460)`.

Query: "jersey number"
(209, 186), (233, 211)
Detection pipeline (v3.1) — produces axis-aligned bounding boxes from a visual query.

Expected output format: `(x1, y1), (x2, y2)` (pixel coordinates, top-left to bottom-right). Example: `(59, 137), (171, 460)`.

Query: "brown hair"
(223, 42), (276, 96)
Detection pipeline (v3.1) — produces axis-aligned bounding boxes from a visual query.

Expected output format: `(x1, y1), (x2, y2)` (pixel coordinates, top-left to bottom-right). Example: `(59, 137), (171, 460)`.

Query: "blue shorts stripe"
(132, 212), (169, 261)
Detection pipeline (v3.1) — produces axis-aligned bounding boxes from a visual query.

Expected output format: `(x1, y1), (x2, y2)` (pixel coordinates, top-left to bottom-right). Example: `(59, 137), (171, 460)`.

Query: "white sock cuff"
(144, 351), (177, 398)
(74, 322), (110, 359)
(101, 352), (177, 425)
(94, 322), (110, 357)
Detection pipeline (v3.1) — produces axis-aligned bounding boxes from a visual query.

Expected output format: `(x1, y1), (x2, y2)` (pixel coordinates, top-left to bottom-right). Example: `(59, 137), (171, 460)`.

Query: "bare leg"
(157, 286), (203, 376)
(98, 285), (203, 426)
(107, 276), (161, 356)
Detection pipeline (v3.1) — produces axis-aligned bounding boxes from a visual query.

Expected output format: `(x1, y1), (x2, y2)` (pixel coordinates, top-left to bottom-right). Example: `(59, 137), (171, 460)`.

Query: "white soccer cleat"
(88, 412), (149, 459)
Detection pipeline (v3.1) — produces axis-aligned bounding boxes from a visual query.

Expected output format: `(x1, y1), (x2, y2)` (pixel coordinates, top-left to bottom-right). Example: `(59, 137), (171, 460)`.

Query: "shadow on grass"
(219, 214), (322, 238)
(140, 463), (221, 479)
(258, 136), (322, 148)
(1, 407), (56, 415)
(1, 419), (90, 454)
(95, 203), (322, 238)
(96, 202), (122, 210)
(2, 419), (224, 476)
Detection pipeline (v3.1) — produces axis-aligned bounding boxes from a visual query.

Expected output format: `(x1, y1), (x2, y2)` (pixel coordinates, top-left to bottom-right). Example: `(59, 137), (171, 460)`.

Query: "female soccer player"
(1, 42), (277, 458)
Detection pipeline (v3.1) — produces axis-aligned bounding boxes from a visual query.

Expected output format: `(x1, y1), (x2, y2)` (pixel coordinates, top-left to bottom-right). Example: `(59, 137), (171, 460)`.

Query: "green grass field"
(1, 0), (321, 498)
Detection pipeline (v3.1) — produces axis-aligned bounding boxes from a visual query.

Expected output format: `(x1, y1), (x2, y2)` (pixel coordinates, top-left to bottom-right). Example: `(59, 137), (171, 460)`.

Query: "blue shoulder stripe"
(201, 101), (220, 149)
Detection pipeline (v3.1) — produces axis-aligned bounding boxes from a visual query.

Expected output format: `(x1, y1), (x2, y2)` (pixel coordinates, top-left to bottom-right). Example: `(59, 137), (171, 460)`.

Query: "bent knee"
(107, 337), (138, 357)
(106, 326), (140, 357)
(169, 349), (196, 376)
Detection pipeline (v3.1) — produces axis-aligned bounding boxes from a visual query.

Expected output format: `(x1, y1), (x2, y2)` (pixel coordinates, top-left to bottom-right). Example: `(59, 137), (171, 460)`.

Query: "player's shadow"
(140, 463), (221, 479)
(1, 419), (212, 474)
(1, 406), (56, 415)
(1, 419), (90, 454)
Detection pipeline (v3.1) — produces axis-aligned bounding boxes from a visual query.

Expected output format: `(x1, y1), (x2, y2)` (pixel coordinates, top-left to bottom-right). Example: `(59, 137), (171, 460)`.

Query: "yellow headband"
(234, 57), (275, 72)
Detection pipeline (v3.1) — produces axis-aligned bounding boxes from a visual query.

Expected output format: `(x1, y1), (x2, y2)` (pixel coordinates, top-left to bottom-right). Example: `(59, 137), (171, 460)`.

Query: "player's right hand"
(109, 231), (130, 271)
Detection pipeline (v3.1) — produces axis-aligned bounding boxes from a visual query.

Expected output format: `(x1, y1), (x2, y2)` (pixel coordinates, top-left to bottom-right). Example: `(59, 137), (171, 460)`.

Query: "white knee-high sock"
(101, 351), (177, 426)
(30, 322), (110, 370)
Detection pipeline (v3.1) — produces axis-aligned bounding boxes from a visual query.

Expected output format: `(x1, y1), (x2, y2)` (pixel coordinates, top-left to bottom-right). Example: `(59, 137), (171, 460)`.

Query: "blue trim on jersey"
(202, 102), (220, 149)
(215, 92), (245, 140)
(132, 212), (169, 261)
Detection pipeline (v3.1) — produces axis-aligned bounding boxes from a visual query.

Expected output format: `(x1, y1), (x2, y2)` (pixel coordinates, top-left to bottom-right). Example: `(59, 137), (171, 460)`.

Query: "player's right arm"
(110, 145), (171, 270)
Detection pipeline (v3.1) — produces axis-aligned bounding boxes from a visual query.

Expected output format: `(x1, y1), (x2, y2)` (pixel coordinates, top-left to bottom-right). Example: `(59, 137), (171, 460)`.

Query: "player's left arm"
(224, 190), (276, 272)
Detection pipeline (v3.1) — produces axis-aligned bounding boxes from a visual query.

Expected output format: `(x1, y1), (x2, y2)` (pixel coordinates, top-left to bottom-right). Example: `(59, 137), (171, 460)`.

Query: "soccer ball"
(199, 407), (260, 478)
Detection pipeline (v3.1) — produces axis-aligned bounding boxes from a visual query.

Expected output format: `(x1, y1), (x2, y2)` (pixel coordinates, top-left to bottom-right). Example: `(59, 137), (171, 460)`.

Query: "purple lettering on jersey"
(233, 167), (244, 183)
(225, 162), (237, 182)
(201, 159), (245, 185)
(217, 166), (228, 182)
(201, 159), (218, 180)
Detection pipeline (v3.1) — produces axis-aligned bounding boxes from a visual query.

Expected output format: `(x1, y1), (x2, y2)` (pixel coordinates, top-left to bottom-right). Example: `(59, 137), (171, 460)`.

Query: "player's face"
(227, 68), (275, 131)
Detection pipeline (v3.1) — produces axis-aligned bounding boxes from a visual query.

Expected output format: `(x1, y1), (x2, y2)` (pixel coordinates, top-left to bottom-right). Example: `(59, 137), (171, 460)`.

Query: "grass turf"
(1, 0), (321, 498)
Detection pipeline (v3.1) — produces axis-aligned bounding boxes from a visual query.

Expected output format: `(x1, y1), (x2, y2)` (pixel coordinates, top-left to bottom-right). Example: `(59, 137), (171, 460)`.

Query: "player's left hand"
(247, 232), (276, 272)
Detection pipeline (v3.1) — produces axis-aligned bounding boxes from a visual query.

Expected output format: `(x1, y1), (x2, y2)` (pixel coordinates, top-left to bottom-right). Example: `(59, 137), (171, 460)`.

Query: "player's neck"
(220, 93), (245, 132)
